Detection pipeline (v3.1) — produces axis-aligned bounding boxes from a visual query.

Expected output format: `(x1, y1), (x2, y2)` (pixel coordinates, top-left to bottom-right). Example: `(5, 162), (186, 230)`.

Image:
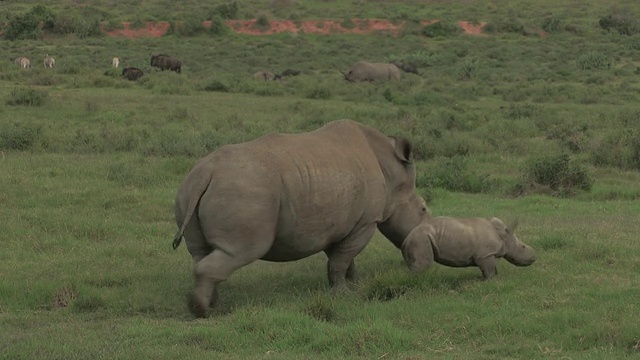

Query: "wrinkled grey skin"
(252, 71), (276, 81)
(342, 61), (402, 82)
(391, 61), (419, 75)
(174, 119), (429, 317)
(122, 67), (144, 81)
(14, 57), (31, 68)
(402, 217), (536, 279)
(150, 54), (182, 73)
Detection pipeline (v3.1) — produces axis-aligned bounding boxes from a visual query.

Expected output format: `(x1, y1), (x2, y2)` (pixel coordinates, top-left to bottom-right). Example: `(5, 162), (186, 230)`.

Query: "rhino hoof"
(188, 293), (208, 318)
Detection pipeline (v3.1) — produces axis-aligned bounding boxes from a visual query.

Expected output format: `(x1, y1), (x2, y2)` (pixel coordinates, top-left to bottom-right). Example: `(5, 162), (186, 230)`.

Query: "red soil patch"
(102, 19), (491, 39)
(457, 21), (488, 35)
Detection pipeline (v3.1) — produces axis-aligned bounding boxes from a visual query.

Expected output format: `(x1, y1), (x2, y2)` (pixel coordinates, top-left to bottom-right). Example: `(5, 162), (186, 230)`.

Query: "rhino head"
(376, 136), (430, 249)
(491, 218), (536, 266)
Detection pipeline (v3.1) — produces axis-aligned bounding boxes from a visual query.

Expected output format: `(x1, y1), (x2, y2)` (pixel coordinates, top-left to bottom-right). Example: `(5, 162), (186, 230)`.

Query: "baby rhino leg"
(476, 256), (498, 279)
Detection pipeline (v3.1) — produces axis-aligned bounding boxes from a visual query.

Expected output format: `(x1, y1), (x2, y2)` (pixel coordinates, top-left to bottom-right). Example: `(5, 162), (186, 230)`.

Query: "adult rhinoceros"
(342, 61), (402, 82)
(173, 119), (429, 318)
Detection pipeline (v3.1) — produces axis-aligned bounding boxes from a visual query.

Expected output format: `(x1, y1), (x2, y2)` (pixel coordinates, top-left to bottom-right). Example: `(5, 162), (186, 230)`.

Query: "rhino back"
(196, 120), (388, 261)
(430, 217), (502, 267)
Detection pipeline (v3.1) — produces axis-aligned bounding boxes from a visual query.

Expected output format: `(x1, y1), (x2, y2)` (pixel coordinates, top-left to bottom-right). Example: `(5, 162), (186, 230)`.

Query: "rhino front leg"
(325, 225), (376, 290)
(476, 256), (498, 279)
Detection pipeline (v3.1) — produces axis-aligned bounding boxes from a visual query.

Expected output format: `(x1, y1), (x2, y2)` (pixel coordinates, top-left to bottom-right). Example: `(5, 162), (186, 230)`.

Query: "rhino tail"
(172, 171), (212, 250)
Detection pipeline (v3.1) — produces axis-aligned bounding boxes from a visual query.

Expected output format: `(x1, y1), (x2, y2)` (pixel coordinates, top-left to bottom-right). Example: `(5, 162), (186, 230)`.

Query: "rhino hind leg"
(190, 241), (270, 318)
(325, 225), (376, 290)
(476, 256), (498, 279)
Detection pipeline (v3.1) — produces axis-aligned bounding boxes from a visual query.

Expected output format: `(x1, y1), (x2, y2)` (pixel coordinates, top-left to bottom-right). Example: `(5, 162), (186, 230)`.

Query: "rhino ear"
(401, 225), (434, 272)
(390, 136), (413, 164)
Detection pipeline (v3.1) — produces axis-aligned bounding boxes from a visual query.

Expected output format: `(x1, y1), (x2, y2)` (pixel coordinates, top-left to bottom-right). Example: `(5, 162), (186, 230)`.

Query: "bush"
(541, 14), (564, 33)
(3, 5), (55, 40)
(422, 21), (461, 37)
(52, 12), (102, 38)
(0, 122), (42, 151)
(170, 14), (207, 36)
(6, 88), (48, 107)
(208, 16), (229, 36)
(212, 1), (239, 20)
(599, 8), (640, 35)
(416, 156), (494, 194)
(519, 153), (592, 196)
(203, 80), (230, 92)
(591, 129), (640, 170)
(576, 51), (614, 70)
(458, 58), (480, 80)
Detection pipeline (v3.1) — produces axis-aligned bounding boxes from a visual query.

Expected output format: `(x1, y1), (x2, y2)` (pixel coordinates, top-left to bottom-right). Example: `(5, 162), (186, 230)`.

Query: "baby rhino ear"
(489, 217), (508, 235)
(401, 224), (434, 272)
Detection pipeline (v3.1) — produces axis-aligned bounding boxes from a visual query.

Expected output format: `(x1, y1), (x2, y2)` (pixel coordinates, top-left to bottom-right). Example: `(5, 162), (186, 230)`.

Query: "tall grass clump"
(422, 20), (462, 38)
(416, 156), (494, 194)
(576, 51), (614, 70)
(599, 7), (640, 35)
(0, 122), (42, 151)
(591, 129), (640, 170)
(6, 88), (48, 106)
(517, 153), (592, 196)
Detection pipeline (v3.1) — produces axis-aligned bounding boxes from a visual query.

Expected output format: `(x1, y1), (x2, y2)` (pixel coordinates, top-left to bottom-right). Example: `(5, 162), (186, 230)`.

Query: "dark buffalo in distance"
(150, 54), (182, 73)
(122, 67), (144, 81)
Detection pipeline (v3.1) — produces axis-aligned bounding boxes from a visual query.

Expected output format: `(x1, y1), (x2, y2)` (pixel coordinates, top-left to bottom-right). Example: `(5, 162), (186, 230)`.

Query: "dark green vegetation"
(1, 1), (640, 359)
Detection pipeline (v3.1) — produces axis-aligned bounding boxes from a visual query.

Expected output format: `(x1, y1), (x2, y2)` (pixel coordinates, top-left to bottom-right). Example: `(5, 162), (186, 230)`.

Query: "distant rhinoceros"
(402, 217), (536, 279)
(252, 71), (276, 80)
(342, 61), (402, 82)
(173, 119), (430, 318)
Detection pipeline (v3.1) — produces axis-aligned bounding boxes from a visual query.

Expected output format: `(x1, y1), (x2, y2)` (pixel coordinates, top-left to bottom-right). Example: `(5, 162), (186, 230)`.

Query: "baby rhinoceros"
(401, 217), (536, 279)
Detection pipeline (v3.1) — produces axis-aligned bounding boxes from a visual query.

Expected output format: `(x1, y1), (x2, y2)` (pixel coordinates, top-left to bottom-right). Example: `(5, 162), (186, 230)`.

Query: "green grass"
(2, 1), (640, 359)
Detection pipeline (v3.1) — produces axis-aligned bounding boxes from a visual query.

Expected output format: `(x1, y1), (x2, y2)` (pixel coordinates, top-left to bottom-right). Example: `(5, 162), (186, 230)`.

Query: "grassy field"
(1, 1), (640, 359)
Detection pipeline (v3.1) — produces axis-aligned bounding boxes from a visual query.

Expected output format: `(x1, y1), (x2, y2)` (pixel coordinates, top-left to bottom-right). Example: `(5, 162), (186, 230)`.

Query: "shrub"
(53, 12), (102, 38)
(458, 58), (480, 80)
(212, 1), (239, 20)
(6, 88), (48, 106)
(519, 153), (592, 196)
(591, 129), (640, 170)
(599, 8), (640, 35)
(203, 80), (230, 92)
(576, 51), (614, 70)
(0, 122), (42, 151)
(170, 14), (207, 36)
(416, 156), (494, 194)
(422, 20), (461, 37)
(541, 14), (564, 33)
(3, 5), (55, 40)
(208, 16), (229, 36)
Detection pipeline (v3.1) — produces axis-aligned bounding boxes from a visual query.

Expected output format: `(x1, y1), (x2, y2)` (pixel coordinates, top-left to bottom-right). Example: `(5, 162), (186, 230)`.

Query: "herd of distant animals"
(13, 53), (420, 84)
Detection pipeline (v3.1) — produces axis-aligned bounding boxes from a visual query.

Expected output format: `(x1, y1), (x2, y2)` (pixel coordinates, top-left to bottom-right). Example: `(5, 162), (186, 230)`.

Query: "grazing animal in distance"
(402, 217), (536, 279)
(252, 71), (276, 81)
(44, 54), (55, 68)
(122, 67), (144, 81)
(112, 57), (120, 68)
(150, 54), (182, 73)
(173, 119), (429, 318)
(14, 57), (31, 68)
(391, 61), (419, 75)
(342, 61), (402, 82)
